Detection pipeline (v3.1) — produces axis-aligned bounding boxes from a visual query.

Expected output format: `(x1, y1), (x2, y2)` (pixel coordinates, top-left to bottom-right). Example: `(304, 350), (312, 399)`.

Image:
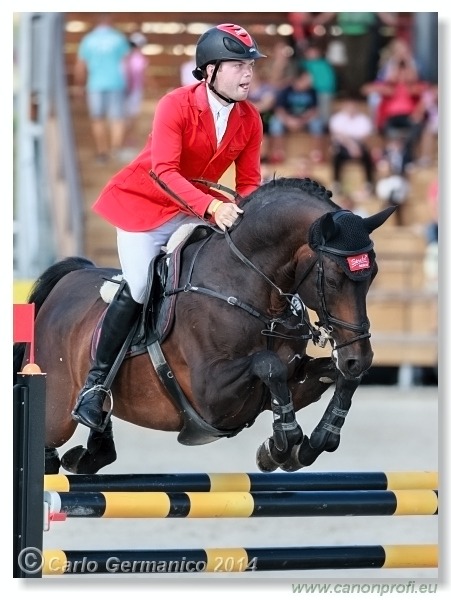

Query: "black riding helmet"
(192, 23), (266, 103)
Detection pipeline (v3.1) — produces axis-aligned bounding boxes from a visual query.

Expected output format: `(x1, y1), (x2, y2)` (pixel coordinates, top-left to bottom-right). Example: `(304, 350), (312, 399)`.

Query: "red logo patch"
(347, 253), (370, 272)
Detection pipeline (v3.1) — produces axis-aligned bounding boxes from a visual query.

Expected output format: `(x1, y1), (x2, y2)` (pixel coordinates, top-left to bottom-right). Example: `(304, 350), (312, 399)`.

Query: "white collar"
(206, 87), (234, 118)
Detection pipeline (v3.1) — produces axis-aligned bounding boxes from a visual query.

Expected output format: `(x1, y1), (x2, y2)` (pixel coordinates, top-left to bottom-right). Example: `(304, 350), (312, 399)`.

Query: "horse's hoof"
(296, 436), (320, 467)
(310, 429), (341, 453)
(60, 444), (117, 475)
(45, 447), (61, 474)
(280, 444), (305, 472)
(325, 437), (340, 453)
(60, 445), (88, 474)
(256, 438), (279, 473)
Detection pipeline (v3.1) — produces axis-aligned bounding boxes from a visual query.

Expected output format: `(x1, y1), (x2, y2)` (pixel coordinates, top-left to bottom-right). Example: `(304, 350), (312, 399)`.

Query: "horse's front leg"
(251, 352), (304, 472)
(292, 373), (359, 469)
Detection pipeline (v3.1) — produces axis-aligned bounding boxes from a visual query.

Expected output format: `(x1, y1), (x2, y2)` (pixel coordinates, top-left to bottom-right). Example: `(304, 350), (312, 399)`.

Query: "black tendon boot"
(71, 281), (141, 431)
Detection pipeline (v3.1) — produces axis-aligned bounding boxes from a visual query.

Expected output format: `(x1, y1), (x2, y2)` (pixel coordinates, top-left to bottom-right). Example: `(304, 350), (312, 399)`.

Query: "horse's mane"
(240, 177), (340, 212)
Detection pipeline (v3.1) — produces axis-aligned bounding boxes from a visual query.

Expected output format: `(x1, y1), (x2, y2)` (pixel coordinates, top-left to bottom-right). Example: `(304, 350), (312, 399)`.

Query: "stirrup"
(71, 385), (114, 432)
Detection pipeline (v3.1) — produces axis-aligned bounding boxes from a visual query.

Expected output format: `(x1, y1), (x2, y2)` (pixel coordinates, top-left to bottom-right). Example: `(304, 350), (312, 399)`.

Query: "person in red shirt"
(72, 24), (266, 431)
(361, 61), (427, 171)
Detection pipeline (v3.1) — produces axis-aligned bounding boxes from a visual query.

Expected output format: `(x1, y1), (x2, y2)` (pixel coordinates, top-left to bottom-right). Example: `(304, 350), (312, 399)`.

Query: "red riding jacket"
(93, 82), (263, 231)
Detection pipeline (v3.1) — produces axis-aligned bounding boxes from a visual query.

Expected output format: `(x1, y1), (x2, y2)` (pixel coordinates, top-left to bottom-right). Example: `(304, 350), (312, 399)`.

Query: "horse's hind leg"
(45, 448), (61, 474)
(60, 414), (117, 474)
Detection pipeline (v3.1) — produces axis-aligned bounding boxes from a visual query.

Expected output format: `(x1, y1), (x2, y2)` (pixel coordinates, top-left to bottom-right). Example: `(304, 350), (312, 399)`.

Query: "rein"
(151, 172), (369, 348)
(150, 171), (313, 341)
(149, 171), (238, 234)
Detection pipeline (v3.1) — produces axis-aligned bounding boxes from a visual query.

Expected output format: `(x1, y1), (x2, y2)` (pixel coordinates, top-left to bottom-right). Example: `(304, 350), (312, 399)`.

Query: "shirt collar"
(206, 86), (234, 119)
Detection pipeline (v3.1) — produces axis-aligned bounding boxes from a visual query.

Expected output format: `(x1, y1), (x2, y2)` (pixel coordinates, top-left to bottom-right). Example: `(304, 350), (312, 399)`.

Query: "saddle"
(93, 224), (240, 445)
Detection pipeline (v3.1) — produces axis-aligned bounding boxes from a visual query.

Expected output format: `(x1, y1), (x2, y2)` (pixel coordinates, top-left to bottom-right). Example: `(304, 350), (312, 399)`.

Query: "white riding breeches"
(116, 214), (200, 303)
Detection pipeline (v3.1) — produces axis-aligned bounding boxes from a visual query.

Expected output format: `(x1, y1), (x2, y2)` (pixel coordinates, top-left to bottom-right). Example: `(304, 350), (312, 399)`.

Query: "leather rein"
(149, 171), (370, 349)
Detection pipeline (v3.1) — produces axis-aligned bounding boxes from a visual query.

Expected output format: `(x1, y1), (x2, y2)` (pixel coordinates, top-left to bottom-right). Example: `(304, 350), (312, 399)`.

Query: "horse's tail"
(27, 256), (96, 313)
(13, 256), (95, 383)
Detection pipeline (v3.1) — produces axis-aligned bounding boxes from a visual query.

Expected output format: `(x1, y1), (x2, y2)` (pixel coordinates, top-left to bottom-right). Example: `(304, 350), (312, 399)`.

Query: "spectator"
(361, 62), (427, 173)
(268, 69), (325, 163)
(366, 37), (421, 128)
(73, 14), (131, 163)
(328, 98), (375, 196)
(314, 12), (398, 97)
(298, 41), (337, 132)
(123, 32), (150, 152)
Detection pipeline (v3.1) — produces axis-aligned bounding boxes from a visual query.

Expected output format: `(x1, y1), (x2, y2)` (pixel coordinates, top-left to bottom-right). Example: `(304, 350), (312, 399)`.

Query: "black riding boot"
(71, 281), (141, 432)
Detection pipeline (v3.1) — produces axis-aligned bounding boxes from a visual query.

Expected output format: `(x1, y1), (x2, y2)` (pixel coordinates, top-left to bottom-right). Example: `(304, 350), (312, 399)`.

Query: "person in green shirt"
(314, 12), (398, 97)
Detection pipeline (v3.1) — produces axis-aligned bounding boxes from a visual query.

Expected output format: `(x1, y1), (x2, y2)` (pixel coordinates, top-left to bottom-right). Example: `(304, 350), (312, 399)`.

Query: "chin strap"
(208, 61), (236, 104)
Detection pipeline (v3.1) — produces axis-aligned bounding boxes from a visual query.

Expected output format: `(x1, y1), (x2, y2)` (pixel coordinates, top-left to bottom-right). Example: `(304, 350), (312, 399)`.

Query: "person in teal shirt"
(74, 14), (131, 162)
(299, 42), (337, 132)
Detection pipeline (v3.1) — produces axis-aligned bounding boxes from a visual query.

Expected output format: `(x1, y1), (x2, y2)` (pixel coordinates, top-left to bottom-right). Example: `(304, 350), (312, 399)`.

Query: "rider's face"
(207, 60), (255, 103)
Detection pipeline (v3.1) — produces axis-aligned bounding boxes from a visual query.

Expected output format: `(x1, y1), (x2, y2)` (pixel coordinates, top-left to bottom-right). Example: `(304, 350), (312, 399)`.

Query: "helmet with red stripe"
(193, 23), (266, 81)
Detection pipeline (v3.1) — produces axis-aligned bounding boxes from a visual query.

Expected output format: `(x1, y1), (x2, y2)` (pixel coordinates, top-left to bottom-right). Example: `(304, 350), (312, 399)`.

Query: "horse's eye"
(325, 277), (338, 289)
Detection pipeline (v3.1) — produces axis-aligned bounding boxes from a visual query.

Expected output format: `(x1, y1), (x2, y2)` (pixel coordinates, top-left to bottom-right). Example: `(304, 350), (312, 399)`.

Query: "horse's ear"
(319, 212), (338, 243)
(363, 206), (397, 233)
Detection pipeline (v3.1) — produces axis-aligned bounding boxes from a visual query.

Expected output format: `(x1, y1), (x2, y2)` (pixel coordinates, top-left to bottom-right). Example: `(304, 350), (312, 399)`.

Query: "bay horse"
(14, 178), (396, 475)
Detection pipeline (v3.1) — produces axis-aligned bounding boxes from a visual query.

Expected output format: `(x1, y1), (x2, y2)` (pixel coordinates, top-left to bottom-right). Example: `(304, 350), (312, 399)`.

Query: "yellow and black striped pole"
(44, 489), (438, 519)
(42, 544), (438, 575)
(44, 470), (438, 493)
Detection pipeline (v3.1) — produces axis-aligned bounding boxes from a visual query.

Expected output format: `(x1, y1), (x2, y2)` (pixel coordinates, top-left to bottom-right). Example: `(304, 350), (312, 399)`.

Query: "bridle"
(150, 172), (372, 350)
(293, 243), (373, 351)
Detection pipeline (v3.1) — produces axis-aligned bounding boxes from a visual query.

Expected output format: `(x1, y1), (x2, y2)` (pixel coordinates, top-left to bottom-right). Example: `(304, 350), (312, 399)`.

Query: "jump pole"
(44, 471), (439, 493)
(44, 489), (438, 519)
(42, 544), (438, 575)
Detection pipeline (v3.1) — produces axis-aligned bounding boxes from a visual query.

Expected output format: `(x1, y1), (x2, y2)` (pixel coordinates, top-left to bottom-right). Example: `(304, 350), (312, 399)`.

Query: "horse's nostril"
(347, 358), (361, 376)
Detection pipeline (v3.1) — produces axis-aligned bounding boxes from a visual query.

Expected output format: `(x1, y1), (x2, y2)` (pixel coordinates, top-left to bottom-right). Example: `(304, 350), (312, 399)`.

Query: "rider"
(72, 23), (267, 431)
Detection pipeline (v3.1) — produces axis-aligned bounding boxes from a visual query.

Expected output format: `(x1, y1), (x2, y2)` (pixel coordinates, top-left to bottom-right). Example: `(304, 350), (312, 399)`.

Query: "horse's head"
(296, 205), (397, 380)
